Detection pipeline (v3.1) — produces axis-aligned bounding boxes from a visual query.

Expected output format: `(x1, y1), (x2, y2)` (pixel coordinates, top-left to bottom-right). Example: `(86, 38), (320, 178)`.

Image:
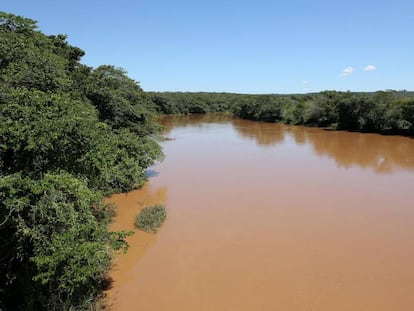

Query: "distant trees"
(148, 90), (414, 135)
(147, 92), (232, 114)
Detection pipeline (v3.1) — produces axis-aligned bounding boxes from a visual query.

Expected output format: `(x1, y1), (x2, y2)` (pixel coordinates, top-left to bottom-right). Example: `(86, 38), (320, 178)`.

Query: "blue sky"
(2, 0), (413, 93)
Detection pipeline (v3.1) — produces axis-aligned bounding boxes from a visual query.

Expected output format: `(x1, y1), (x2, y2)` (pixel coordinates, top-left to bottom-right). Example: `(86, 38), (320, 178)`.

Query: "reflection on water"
(107, 114), (414, 311)
(146, 169), (160, 178)
(157, 113), (232, 130)
(232, 119), (285, 146)
(161, 114), (414, 173)
(231, 117), (414, 173)
(160, 114), (414, 173)
(304, 129), (414, 173)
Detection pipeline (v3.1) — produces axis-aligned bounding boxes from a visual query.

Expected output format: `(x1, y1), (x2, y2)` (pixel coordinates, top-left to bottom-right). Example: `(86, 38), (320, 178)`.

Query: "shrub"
(135, 204), (166, 233)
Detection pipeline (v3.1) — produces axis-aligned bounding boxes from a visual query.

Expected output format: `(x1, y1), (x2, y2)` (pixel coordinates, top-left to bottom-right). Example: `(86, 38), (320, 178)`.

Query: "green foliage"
(384, 98), (414, 132)
(135, 205), (166, 233)
(0, 11), (161, 311)
(148, 90), (414, 136)
(303, 92), (340, 126)
(0, 88), (162, 193)
(230, 95), (285, 122)
(86, 65), (158, 136)
(148, 92), (232, 115)
(0, 15), (71, 92)
(0, 12), (37, 33)
(0, 173), (131, 310)
(224, 90), (414, 135)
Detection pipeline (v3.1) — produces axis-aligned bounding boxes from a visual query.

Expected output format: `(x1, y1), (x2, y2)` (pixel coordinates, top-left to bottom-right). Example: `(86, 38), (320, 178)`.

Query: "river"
(106, 114), (414, 311)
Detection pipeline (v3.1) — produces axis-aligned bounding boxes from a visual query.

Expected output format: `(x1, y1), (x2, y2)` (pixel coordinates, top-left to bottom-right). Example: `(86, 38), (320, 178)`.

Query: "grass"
(135, 204), (166, 233)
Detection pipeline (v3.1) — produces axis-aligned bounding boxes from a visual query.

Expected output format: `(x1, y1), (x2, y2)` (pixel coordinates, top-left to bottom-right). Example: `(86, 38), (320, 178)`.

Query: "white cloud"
(303, 80), (309, 84)
(303, 87), (309, 91)
(340, 66), (355, 77)
(364, 64), (376, 71)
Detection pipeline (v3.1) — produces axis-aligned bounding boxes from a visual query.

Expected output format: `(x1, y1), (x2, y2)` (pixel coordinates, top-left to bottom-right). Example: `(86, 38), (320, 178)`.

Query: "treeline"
(149, 91), (414, 135)
(1, 9), (414, 311)
(231, 91), (414, 135)
(148, 91), (235, 114)
(0, 12), (161, 310)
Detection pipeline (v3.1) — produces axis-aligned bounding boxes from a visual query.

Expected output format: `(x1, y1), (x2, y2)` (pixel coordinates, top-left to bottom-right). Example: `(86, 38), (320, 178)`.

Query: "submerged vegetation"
(1, 9), (414, 311)
(135, 204), (167, 233)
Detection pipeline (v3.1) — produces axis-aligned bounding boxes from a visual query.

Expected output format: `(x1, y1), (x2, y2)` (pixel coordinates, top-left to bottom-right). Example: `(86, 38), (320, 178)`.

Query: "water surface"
(107, 114), (414, 311)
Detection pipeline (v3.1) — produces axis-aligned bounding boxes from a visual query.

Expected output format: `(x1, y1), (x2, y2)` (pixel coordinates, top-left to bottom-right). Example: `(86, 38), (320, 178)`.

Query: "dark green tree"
(0, 12), (161, 310)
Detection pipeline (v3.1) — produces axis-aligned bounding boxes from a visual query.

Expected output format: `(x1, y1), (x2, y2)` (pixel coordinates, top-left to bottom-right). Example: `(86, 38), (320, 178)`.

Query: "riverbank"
(105, 114), (414, 311)
(104, 184), (167, 309)
(148, 91), (414, 137)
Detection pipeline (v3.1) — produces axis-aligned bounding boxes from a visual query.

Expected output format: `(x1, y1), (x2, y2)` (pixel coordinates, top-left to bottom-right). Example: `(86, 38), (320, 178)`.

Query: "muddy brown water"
(106, 114), (414, 311)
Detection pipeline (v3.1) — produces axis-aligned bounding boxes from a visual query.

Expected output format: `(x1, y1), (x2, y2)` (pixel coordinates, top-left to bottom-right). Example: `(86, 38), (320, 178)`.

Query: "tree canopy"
(149, 90), (414, 135)
(0, 12), (161, 310)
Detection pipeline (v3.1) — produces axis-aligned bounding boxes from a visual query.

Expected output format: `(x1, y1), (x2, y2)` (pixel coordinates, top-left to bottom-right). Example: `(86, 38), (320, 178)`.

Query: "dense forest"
(148, 91), (414, 135)
(1, 11), (414, 311)
(0, 12), (162, 310)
